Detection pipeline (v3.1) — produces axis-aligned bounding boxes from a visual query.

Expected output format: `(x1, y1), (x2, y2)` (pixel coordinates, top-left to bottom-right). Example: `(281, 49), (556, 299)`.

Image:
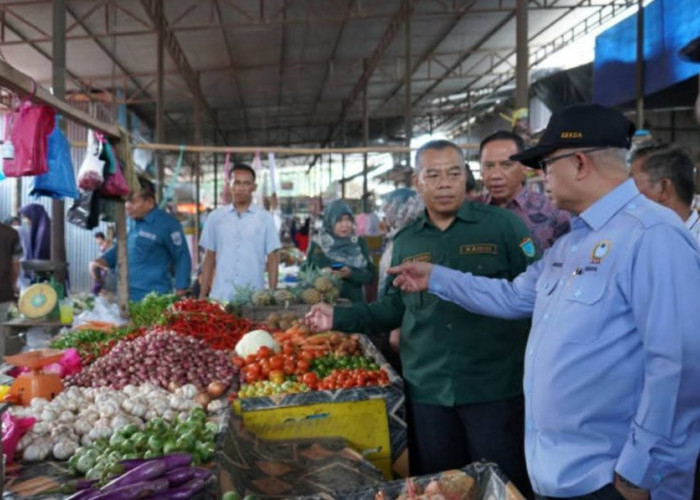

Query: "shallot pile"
(65, 331), (236, 391)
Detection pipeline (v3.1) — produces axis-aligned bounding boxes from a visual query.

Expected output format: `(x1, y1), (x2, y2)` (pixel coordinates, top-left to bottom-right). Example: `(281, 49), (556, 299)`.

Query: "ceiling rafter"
(312, 0), (418, 167)
(373, 0), (478, 115)
(305, 0), (356, 129)
(140, 0), (227, 144)
(213, 0), (248, 141)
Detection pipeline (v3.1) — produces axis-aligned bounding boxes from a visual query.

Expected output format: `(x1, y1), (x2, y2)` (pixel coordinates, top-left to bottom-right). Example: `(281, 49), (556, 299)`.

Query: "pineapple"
(300, 288), (323, 305)
(231, 284), (255, 306)
(251, 290), (274, 306)
(273, 289), (296, 305)
(313, 276), (335, 293)
(323, 286), (340, 304)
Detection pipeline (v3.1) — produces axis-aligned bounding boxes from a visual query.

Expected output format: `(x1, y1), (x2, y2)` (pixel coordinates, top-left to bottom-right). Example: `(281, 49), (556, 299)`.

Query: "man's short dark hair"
(414, 139), (465, 173)
(130, 178), (156, 202)
(479, 131), (526, 157)
(230, 163), (256, 181)
(628, 140), (670, 164)
(94, 232), (105, 240)
(641, 147), (696, 207)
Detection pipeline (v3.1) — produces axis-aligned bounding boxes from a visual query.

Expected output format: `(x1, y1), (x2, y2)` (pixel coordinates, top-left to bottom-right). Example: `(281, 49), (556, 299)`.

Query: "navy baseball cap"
(510, 104), (636, 169)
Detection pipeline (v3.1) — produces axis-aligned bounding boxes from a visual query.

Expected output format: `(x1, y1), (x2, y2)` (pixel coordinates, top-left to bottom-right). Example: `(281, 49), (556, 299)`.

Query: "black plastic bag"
(67, 189), (100, 230)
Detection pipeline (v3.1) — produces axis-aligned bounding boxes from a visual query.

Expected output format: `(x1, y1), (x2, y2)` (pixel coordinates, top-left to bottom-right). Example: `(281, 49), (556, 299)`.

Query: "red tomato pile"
(233, 343), (390, 394)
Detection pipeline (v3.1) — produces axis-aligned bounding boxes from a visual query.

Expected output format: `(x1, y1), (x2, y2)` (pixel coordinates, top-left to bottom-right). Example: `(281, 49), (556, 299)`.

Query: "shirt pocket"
(561, 276), (606, 344)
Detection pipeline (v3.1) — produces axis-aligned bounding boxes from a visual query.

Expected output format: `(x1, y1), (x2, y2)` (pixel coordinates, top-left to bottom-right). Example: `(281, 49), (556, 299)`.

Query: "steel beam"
(140, 0), (226, 144)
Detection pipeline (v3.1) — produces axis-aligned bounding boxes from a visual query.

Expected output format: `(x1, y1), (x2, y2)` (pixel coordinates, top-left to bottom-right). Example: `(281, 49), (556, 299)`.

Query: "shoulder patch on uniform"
(460, 243), (498, 255)
(519, 237), (536, 258)
(402, 252), (431, 264)
(170, 231), (183, 246)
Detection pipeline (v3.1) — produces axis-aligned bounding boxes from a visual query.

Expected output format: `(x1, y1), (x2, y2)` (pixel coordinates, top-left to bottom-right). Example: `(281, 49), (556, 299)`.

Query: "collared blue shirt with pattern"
(428, 179), (700, 498)
(199, 203), (281, 301)
(103, 207), (191, 302)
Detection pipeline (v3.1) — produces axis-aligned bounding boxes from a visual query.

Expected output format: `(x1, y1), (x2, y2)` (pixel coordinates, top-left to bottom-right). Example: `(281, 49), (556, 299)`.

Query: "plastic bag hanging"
(220, 151), (232, 205)
(2, 97), (55, 177)
(77, 130), (105, 190)
(99, 138), (130, 198)
(30, 115), (79, 200)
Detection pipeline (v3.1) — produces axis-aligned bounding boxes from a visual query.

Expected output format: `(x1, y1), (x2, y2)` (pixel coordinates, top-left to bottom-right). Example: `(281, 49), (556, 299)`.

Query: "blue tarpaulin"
(593, 0), (700, 106)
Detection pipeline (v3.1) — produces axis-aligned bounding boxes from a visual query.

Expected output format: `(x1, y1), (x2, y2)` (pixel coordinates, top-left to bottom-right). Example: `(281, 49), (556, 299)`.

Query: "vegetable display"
(7, 384), (224, 463)
(128, 292), (178, 328)
(49, 326), (144, 366)
(67, 454), (214, 499)
(158, 298), (255, 350)
(65, 331), (236, 391)
(68, 408), (217, 479)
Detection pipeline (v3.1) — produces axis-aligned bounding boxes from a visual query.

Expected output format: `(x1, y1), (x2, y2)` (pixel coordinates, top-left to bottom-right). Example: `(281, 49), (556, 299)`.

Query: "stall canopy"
(593, 0), (700, 107)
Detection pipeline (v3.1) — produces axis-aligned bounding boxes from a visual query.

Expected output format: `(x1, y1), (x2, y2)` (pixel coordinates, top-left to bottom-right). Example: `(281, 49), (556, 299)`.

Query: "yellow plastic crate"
(234, 398), (393, 478)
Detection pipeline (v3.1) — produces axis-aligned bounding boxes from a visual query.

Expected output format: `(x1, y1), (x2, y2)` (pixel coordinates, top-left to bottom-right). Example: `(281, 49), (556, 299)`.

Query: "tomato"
(301, 372), (318, 389)
(282, 342), (295, 355)
(232, 356), (245, 368)
(296, 359), (310, 374)
(245, 354), (257, 365)
(259, 358), (271, 377)
(269, 369), (285, 384)
(244, 369), (259, 384)
(269, 355), (284, 371)
(283, 360), (296, 376)
(257, 346), (273, 359)
(300, 350), (314, 362)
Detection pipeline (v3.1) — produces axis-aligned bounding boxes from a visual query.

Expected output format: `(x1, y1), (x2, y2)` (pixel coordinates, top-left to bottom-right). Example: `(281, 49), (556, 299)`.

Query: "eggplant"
(190, 467), (214, 481)
(101, 459), (167, 492)
(162, 466), (195, 487)
(144, 477), (205, 500)
(119, 453), (192, 472)
(91, 478), (169, 500)
(66, 490), (102, 500)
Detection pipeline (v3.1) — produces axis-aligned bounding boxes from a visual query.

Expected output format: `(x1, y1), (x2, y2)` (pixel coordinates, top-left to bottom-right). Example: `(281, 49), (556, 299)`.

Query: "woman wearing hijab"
(19, 203), (51, 260)
(302, 200), (374, 303)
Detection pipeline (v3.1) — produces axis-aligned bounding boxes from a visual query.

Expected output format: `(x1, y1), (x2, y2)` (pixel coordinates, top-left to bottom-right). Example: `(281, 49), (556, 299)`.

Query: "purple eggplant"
(91, 478), (169, 500)
(101, 459), (167, 492)
(143, 477), (205, 500)
(162, 466), (195, 487)
(189, 467), (214, 481)
(66, 490), (102, 500)
(119, 453), (192, 472)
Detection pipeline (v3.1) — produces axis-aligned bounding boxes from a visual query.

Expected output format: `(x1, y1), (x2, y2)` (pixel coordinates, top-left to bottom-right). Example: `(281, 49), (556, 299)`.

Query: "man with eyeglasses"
(199, 163), (281, 301)
(387, 104), (700, 500)
(305, 139), (536, 495)
(478, 130), (571, 252)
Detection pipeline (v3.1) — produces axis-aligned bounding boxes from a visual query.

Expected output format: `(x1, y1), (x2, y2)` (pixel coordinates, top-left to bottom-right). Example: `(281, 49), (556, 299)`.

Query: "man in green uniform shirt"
(306, 140), (536, 494)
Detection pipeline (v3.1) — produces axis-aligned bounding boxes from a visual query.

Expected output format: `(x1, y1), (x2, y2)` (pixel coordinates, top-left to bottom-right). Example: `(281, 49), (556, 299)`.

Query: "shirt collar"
(228, 203), (258, 214)
(479, 186), (527, 209)
(578, 178), (640, 231)
(417, 201), (479, 229)
(142, 207), (158, 224)
(686, 210), (699, 230)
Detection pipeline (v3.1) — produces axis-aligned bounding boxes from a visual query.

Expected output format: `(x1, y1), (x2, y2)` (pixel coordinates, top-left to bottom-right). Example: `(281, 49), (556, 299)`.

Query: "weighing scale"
(2, 349), (65, 406)
(18, 260), (67, 320)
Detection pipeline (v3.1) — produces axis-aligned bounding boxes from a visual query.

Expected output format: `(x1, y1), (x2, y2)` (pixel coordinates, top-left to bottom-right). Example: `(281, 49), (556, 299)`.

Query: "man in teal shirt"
(306, 140), (536, 494)
(95, 185), (191, 301)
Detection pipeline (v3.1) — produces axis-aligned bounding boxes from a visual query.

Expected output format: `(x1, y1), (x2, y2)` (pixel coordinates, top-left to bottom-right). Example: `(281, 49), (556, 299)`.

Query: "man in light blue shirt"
(388, 104), (700, 500)
(199, 163), (280, 301)
(96, 185), (191, 302)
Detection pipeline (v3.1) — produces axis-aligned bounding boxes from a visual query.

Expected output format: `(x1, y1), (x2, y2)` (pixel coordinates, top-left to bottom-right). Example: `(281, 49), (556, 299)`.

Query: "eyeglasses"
(538, 147), (609, 173)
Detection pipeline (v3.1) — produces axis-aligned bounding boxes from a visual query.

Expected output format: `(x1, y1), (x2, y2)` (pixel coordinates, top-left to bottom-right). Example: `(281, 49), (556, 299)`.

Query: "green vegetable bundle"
(128, 292), (178, 327)
(68, 407), (218, 481)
